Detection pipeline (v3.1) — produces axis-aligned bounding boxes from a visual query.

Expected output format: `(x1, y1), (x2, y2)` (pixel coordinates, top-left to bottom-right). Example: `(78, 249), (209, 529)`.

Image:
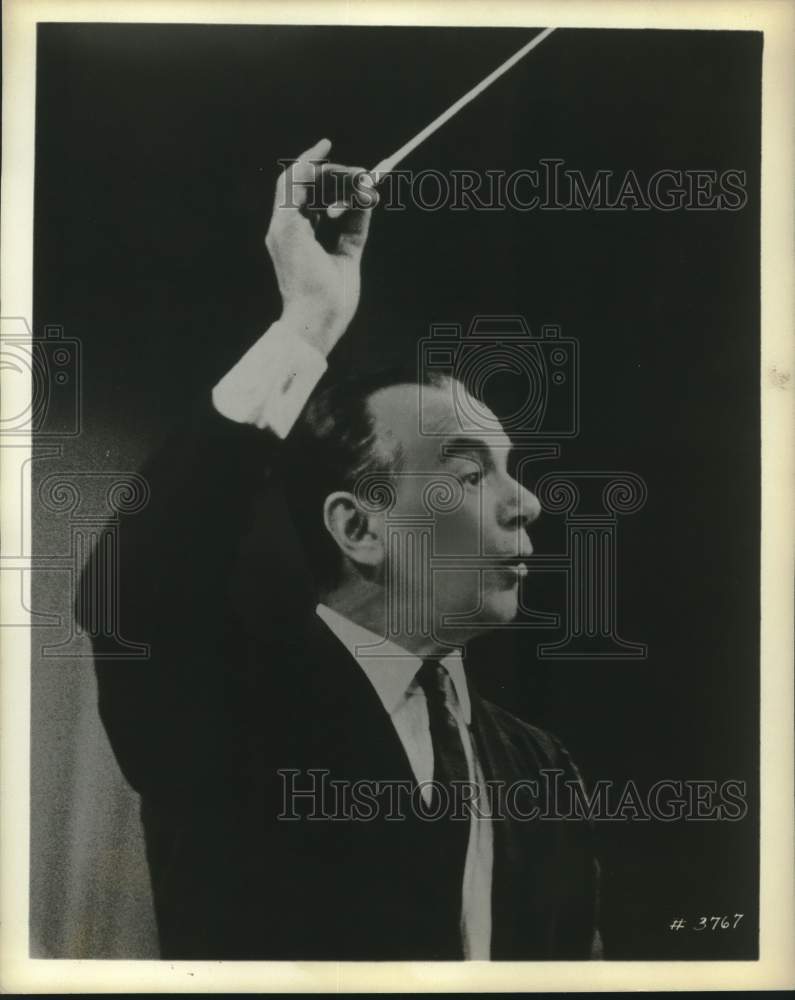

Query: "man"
(82, 139), (601, 960)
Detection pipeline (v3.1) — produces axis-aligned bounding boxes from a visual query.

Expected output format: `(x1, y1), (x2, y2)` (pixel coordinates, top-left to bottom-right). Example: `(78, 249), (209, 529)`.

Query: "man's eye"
(462, 469), (483, 486)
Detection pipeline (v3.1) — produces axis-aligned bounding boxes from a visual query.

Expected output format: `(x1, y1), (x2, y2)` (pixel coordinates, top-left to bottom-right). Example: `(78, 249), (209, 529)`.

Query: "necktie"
(415, 657), (472, 946)
(416, 658), (471, 805)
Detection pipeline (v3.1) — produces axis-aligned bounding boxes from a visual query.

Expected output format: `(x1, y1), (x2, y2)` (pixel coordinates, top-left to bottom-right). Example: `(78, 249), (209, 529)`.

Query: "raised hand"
(265, 138), (378, 357)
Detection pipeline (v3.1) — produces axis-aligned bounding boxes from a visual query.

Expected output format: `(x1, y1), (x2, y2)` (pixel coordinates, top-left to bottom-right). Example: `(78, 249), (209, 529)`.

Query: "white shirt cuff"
(211, 319), (328, 438)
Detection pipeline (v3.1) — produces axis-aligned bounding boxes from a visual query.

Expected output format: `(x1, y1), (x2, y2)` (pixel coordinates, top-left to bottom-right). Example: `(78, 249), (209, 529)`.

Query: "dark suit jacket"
(82, 398), (600, 960)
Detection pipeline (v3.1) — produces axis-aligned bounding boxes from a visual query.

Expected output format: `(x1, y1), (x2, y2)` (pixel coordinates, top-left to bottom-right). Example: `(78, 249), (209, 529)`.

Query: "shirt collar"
(315, 603), (471, 723)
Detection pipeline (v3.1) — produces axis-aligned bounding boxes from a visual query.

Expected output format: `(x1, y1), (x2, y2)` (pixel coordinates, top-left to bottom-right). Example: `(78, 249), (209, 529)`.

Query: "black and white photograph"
(1, 0), (793, 992)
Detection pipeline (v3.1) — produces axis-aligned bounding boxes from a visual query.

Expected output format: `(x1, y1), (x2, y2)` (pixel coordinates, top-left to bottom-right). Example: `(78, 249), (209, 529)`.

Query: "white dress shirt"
(212, 318), (494, 958)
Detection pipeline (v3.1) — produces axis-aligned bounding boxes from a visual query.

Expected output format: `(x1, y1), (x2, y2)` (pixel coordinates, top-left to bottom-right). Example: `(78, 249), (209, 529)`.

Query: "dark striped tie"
(416, 658), (471, 915)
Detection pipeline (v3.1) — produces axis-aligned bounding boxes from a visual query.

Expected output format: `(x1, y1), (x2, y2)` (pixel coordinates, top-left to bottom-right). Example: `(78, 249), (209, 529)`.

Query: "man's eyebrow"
(439, 436), (497, 469)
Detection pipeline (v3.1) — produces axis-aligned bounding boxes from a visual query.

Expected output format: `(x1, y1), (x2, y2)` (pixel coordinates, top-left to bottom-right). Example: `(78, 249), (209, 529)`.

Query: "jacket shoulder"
(478, 697), (585, 781)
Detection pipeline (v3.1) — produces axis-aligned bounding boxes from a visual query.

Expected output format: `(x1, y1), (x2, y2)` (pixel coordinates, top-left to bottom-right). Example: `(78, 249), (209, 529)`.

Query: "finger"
(326, 189), (380, 220)
(273, 138), (333, 211)
(292, 137), (333, 184)
(335, 203), (375, 257)
(297, 137), (332, 162)
(315, 163), (365, 211)
(322, 168), (379, 218)
(275, 159), (360, 217)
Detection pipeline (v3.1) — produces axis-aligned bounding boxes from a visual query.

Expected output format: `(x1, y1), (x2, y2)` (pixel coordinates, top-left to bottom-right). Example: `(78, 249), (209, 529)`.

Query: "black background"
(34, 23), (760, 959)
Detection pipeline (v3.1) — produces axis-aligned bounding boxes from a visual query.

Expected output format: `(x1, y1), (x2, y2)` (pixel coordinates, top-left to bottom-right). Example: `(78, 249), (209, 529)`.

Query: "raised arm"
(82, 140), (378, 797)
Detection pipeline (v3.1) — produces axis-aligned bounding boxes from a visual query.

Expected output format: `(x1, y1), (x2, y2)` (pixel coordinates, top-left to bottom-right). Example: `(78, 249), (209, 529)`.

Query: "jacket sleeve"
(78, 394), (288, 799)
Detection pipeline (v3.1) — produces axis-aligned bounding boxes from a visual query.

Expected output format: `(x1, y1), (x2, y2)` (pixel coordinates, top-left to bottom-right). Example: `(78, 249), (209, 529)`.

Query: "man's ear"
(323, 491), (385, 574)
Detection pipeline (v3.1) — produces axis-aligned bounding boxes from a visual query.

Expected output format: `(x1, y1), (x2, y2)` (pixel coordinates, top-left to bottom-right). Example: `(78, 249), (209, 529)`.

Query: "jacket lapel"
(293, 611), (420, 785)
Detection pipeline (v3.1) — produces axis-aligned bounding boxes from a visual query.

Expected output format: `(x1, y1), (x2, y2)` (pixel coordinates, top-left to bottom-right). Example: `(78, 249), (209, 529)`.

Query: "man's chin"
(458, 587), (520, 627)
(432, 590), (517, 644)
(484, 587), (519, 624)
(429, 571), (519, 641)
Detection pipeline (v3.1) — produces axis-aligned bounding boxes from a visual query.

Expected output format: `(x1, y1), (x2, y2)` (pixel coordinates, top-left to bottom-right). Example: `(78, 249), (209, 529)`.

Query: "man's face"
(367, 379), (541, 645)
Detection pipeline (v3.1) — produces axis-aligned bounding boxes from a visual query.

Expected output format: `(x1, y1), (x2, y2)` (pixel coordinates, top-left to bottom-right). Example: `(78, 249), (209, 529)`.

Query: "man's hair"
(281, 365), (453, 592)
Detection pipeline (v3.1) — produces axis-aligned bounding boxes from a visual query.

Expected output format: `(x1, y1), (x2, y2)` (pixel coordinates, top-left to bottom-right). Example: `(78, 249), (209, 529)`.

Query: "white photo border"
(2, 0), (793, 992)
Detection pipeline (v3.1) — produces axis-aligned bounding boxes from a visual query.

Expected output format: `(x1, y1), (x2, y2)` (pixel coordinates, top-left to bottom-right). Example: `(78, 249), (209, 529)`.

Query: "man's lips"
(498, 559), (529, 580)
(493, 552), (532, 583)
(432, 546), (533, 573)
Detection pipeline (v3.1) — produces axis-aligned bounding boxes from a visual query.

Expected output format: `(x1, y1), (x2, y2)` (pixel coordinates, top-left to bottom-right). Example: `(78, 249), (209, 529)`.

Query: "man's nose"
(501, 478), (541, 530)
